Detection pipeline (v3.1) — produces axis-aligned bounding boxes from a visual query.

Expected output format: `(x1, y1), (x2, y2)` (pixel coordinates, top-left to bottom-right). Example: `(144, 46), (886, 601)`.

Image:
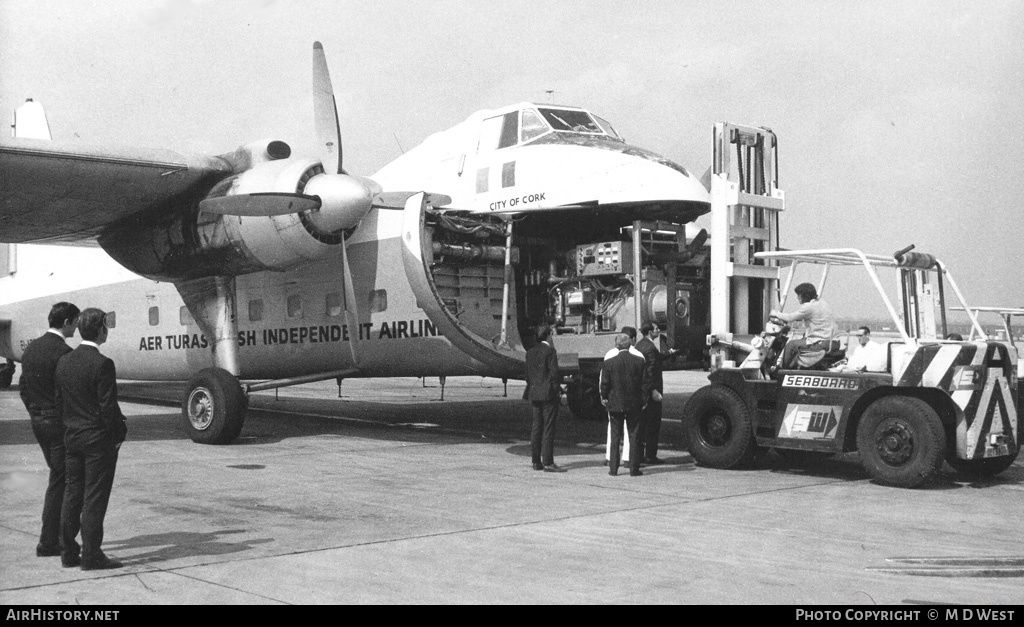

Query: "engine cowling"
(98, 141), (379, 281)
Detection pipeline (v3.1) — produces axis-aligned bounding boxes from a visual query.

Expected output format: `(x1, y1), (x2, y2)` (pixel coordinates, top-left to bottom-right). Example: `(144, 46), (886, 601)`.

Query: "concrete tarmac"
(1, 372), (1021, 605)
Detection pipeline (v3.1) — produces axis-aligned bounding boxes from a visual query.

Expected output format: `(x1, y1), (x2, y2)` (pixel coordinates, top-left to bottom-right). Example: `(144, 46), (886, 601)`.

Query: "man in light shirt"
(839, 326), (888, 372)
(605, 327), (643, 466)
(771, 283), (837, 369)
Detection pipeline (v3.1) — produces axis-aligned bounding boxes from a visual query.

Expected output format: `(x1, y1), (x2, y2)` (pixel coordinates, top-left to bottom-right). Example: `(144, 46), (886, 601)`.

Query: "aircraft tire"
(683, 384), (756, 469)
(181, 367), (247, 445)
(0, 361), (14, 389)
(566, 373), (605, 421)
(856, 396), (945, 488)
(946, 450), (1018, 481)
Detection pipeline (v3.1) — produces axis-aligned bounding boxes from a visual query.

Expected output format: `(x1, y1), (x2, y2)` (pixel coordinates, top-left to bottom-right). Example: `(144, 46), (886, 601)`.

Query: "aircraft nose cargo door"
(400, 193), (534, 379)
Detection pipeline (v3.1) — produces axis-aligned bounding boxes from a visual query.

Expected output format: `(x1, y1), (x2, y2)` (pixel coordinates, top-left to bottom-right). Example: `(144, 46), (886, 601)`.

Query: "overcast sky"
(2, 0), (1021, 321)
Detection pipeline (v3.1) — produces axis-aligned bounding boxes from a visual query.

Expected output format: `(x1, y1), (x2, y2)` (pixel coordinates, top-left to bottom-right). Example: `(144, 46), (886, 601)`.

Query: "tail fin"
(12, 98), (52, 140)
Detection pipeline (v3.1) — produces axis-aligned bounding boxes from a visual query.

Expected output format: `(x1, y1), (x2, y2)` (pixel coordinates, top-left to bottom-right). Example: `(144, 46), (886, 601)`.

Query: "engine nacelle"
(98, 142), (378, 281)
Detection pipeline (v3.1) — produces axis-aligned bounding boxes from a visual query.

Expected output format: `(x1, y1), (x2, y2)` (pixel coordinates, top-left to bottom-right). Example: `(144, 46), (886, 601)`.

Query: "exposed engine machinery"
(98, 140), (380, 282)
(421, 207), (710, 364)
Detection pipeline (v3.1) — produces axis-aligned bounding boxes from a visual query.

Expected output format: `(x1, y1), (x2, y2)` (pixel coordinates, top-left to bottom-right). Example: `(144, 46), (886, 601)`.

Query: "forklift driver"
(770, 283), (838, 369)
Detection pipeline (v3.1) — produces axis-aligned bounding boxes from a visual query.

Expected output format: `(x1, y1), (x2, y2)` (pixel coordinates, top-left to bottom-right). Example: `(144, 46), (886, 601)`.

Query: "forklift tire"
(946, 450), (1018, 481)
(683, 385), (756, 469)
(566, 373), (605, 421)
(181, 367), (247, 445)
(856, 396), (945, 488)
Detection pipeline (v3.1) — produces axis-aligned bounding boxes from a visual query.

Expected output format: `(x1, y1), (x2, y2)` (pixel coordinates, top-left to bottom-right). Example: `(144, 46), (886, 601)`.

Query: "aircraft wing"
(0, 136), (233, 244)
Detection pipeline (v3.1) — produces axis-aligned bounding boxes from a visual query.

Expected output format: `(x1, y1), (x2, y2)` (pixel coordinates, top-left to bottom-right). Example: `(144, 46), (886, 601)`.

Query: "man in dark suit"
(600, 333), (650, 477)
(635, 323), (678, 465)
(56, 308), (128, 570)
(18, 302), (80, 559)
(524, 324), (563, 472)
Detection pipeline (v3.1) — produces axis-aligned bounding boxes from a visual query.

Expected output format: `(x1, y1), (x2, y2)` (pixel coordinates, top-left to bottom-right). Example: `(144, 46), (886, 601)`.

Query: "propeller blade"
(374, 191), (453, 210)
(199, 193), (322, 217)
(312, 41), (342, 174)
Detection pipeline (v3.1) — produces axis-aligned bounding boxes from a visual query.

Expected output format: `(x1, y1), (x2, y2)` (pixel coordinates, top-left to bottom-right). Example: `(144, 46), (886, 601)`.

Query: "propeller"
(201, 42), (376, 231)
(312, 41), (342, 175)
(204, 43), (443, 229)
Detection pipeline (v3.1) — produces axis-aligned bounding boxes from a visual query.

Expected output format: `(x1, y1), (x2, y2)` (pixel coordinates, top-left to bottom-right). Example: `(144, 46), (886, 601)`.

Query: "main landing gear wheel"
(946, 449), (1019, 481)
(566, 373), (605, 421)
(181, 367), (247, 444)
(0, 361), (14, 389)
(683, 385), (757, 468)
(856, 396), (945, 488)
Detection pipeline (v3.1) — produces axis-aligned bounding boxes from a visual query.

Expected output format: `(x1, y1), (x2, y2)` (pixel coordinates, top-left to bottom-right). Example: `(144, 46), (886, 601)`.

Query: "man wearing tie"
(524, 324), (563, 472)
(600, 333), (650, 477)
(635, 323), (677, 465)
(56, 308), (128, 570)
(18, 302), (80, 559)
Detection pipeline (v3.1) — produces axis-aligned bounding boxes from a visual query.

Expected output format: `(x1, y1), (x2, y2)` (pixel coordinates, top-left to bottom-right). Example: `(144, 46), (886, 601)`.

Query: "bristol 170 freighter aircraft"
(1, 42), (714, 444)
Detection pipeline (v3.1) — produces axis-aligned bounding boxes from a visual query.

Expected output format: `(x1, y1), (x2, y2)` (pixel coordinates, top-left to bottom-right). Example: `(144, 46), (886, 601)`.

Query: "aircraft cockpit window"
(520, 109), (550, 143)
(539, 108), (603, 135)
(479, 111), (520, 153)
(498, 111), (518, 149)
(592, 114), (623, 141)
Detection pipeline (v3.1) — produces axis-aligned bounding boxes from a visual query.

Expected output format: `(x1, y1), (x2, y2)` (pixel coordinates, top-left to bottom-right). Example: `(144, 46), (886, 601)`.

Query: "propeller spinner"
(201, 42), (379, 234)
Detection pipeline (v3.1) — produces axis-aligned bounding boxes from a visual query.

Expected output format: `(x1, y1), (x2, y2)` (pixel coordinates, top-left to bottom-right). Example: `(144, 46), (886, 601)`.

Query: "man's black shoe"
(36, 544), (62, 557)
(532, 462), (544, 471)
(645, 457), (665, 465)
(81, 555), (123, 571)
(543, 464), (566, 473)
(608, 469), (618, 476)
(61, 555), (81, 568)
(630, 470), (644, 477)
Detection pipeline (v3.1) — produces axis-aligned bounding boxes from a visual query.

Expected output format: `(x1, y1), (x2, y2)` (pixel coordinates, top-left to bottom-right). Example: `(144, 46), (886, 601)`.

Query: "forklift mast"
(709, 124), (785, 368)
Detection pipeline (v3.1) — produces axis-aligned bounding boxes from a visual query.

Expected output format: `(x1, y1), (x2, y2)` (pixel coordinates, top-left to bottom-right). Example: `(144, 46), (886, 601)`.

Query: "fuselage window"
(370, 289), (388, 313)
(326, 292), (342, 316)
(287, 294), (303, 319)
(520, 109), (550, 143)
(148, 306), (159, 327)
(248, 299), (264, 322)
(103, 311), (116, 329)
(539, 108), (603, 134)
(179, 306), (194, 326)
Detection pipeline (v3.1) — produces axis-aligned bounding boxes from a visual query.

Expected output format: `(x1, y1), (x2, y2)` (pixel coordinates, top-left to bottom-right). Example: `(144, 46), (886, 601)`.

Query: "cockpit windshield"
(521, 109), (549, 143)
(592, 114), (622, 141)
(486, 107), (623, 148)
(538, 108), (604, 135)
